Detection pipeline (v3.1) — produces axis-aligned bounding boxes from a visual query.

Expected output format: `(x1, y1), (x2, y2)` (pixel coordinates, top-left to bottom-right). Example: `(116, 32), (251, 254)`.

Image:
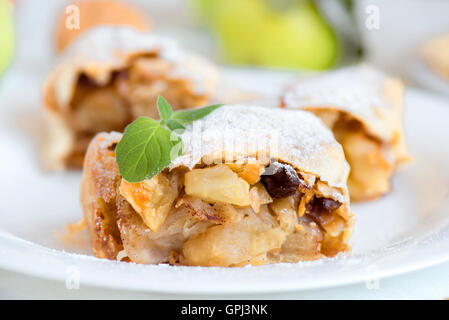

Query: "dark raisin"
(320, 198), (341, 212)
(108, 142), (118, 151)
(261, 162), (301, 199)
(78, 73), (100, 88)
(113, 69), (129, 81)
(306, 197), (341, 225)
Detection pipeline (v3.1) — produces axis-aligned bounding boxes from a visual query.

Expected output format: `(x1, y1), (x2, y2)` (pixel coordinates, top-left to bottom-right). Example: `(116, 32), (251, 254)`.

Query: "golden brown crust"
(55, 0), (151, 53)
(80, 132), (123, 259)
(115, 194), (163, 264)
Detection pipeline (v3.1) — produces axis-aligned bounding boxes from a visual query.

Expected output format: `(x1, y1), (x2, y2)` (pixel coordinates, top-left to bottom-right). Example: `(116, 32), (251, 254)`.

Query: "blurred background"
(1, 0), (449, 94)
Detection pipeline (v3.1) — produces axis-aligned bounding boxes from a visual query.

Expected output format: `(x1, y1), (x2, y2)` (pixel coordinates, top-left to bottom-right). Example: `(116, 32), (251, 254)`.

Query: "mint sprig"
(116, 97), (222, 183)
(157, 96), (173, 120)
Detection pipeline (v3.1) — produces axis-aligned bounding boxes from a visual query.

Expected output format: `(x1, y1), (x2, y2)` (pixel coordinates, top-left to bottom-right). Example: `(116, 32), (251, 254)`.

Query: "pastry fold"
(281, 65), (409, 201)
(43, 26), (218, 170)
(80, 105), (354, 267)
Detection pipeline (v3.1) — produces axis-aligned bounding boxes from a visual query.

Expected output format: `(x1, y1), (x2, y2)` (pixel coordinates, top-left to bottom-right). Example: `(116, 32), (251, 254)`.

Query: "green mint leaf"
(116, 117), (183, 183)
(170, 104), (223, 127)
(115, 97), (222, 183)
(165, 119), (186, 131)
(157, 96), (173, 120)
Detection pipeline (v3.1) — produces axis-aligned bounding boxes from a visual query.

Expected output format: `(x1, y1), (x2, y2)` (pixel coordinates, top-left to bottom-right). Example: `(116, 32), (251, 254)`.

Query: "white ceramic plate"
(0, 68), (449, 294)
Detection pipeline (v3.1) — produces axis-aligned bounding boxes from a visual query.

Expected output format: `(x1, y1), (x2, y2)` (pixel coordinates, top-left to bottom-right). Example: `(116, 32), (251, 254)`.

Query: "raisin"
(320, 198), (341, 212)
(306, 197), (341, 225)
(113, 69), (129, 81)
(78, 73), (100, 88)
(261, 162), (301, 199)
(108, 142), (118, 151)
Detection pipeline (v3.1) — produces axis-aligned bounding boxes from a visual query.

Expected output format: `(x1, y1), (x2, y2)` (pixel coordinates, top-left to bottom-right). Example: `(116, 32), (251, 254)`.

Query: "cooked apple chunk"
(249, 183), (273, 213)
(185, 165), (251, 206)
(270, 192), (300, 234)
(182, 209), (287, 267)
(119, 172), (178, 231)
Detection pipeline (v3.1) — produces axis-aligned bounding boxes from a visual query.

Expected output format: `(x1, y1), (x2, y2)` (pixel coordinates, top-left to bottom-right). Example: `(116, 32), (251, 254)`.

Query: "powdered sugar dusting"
(96, 131), (122, 150)
(170, 104), (349, 191)
(54, 26), (218, 106)
(283, 64), (403, 142)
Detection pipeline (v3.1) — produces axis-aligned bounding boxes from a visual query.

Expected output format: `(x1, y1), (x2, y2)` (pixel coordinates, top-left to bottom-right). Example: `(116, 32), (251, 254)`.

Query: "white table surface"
(2, 261), (449, 300)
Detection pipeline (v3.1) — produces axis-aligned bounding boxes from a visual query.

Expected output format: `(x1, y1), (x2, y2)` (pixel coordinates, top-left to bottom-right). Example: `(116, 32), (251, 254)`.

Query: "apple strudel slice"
(43, 26), (218, 170)
(281, 65), (409, 202)
(80, 105), (354, 267)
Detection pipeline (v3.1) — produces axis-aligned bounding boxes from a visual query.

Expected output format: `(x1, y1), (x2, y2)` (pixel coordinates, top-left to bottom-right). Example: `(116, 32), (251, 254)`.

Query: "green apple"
(211, 0), (268, 64)
(192, 0), (216, 25)
(202, 0), (337, 70)
(257, 2), (337, 69)
(0, 0), (14, 75)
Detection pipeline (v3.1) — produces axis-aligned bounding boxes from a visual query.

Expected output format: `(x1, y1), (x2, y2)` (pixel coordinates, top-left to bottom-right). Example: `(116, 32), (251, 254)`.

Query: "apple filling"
(309, 109), (393, 202)
(118, 161), (351, 266)
(62, 55), (210, 167)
